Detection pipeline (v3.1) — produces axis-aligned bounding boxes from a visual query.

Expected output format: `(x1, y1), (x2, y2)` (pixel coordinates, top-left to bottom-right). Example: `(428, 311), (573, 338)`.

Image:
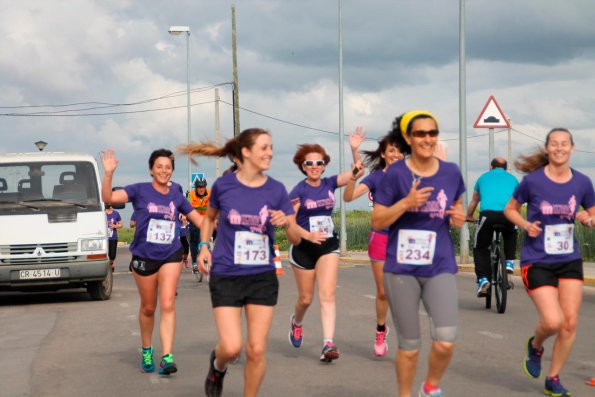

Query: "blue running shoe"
(524, 336), (543, 379)
(476, 277), (490, 297)
(506, 260), (514, 274)
(141, 346), (155, 373)
(289, 314), (303, 348)
(158, 353), (177, 375)
(320, 342), (340, 363)
(545, 375), (571, 397)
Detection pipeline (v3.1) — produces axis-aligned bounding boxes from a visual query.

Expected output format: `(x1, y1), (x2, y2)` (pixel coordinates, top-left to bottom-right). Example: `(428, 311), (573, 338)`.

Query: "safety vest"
(188, 188), (210, 215)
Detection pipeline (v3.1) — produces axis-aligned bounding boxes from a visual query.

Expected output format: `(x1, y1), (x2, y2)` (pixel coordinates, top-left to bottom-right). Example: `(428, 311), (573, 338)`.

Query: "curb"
(279, 252), (595, 287)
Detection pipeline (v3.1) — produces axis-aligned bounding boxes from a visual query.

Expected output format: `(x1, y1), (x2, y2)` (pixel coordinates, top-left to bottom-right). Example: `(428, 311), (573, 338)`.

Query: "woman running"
(371, 110), (466, 397)
(178, 128), (301, 397)
(344, 131), (404, 357)
(504, 128), (594, 397)
(100, 148), (203, 375)
(287, 132), (363, 362)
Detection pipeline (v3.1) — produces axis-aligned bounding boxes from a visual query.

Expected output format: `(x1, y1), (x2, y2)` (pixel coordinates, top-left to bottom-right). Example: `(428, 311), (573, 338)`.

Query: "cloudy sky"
(1, 1), (594, 220)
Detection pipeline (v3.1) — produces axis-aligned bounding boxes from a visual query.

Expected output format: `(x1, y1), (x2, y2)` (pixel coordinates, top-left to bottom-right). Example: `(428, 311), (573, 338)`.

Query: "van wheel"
(88, 268), (113, 301)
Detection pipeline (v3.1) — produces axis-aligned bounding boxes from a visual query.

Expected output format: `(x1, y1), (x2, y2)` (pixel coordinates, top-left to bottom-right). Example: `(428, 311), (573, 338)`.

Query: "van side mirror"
(107, 187), (126, 210)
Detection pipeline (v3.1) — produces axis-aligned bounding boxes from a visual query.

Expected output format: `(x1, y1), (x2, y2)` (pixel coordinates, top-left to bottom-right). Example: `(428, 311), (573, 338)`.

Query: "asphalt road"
(1, 247), (595, 397)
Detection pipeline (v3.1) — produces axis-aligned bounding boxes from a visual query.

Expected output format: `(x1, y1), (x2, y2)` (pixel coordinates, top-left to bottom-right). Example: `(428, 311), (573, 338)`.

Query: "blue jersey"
(474, 168), (518, 211)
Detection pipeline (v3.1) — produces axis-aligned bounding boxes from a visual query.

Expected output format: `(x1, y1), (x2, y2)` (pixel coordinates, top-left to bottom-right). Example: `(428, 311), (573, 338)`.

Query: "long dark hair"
(514, 128), (574, 174)
(362, 134), (402, 172)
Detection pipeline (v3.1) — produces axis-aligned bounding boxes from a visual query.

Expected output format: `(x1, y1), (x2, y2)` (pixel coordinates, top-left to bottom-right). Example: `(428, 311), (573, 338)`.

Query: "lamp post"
(34, 141), (47, 151)
(169, 25), (192, 191)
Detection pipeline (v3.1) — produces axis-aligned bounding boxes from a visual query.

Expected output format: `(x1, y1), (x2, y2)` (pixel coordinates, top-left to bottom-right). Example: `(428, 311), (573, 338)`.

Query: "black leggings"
(180, 235), (189, 255)
(473, 210), (517, 280)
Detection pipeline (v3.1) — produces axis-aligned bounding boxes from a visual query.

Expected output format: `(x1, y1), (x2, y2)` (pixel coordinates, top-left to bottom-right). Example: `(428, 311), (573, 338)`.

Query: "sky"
(1, 0), (594, 222)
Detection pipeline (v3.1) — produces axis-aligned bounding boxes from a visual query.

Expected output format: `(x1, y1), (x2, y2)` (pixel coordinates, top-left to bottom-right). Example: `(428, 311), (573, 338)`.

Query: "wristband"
(197, 241), (211, 250)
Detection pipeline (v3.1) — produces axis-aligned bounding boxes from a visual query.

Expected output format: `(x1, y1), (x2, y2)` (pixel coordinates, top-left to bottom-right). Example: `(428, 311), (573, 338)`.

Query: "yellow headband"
(399, 110), (438, 140)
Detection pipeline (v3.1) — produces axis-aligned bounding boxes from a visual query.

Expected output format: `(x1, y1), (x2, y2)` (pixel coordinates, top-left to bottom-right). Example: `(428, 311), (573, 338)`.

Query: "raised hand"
(349, 126), (367, 151)
(100, 149), (119, 175)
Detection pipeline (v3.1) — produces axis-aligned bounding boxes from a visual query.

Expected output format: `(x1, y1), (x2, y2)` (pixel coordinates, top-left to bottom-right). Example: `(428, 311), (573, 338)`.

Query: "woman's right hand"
(348, 126), (366, 151)
(524, 220), (543, 238)
(405, 179), (434, 209)
(198, 247), (211, 275)
(100, 149), (119, 175)
(308, 231), (327, 245)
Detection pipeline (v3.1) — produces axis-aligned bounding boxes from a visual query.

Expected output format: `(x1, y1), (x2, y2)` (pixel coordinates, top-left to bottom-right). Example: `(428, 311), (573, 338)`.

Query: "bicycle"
(485, 224), (513, 313)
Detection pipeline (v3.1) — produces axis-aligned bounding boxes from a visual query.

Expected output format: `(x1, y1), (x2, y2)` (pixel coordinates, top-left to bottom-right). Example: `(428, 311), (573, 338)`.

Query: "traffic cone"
(273, 244), (284, 275)
(587, 377), (595, 387)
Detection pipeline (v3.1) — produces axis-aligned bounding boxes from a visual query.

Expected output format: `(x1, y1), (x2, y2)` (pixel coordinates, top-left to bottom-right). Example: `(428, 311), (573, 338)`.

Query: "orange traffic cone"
(273, 244), (284, 275)
(586, 377), (595, 387)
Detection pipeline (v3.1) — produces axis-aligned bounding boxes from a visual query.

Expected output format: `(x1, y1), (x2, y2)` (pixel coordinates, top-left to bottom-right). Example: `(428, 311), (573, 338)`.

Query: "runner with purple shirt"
(287, 137), (363, 363)
(504, 128), (595, 397)
(100, 148), (203, 376)
(371, 111), (466, 397)
(344, 131), (404, 357)
(105, 204), (122, 272)
(178, 128), (302, 397)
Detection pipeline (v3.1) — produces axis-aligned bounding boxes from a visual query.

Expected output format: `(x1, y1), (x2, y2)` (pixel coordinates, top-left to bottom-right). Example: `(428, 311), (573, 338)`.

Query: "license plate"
(19, 268), (61, 280)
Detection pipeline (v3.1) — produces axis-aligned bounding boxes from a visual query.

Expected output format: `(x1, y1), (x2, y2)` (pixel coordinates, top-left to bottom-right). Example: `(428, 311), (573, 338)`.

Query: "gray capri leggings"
(384, 272), (458, 351)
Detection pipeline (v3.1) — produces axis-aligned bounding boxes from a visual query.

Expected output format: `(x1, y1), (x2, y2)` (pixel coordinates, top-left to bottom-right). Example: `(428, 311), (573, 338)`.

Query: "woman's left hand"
(447, 205), (466, 228)
(576, 210), (592, 227)
(268, 209), (289, 229)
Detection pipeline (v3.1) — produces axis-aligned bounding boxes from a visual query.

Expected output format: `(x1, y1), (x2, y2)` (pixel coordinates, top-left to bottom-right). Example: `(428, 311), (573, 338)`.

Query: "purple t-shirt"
(374, 160), (466, 277)
(513, 167), (595, 266)
(124, 182), (194, 260)
(361, 170), (389, 235)
(106, 210), (122, 241)
(210, 173), (294, 276)
(289, 176), (339, 234)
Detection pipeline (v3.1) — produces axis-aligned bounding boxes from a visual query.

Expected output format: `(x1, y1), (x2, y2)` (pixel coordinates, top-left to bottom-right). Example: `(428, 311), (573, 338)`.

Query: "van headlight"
(81, 238), (106, 252)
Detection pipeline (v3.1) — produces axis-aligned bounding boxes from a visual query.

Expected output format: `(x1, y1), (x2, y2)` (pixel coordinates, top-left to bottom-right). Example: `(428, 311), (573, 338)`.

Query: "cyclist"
(504, 128), (594, 397)
(344, 131), (404, 357)
(372, 110), (466, 397)
(466, 157), (519, 297)
(188, 177), (210, 271)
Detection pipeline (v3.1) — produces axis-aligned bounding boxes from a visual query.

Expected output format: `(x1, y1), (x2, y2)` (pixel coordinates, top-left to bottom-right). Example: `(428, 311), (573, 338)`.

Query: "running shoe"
(544, 375), (571, 397)
(288, 314), (303, 348)
(183, 258), (190, 269)
(141, 346), (155, 373)
(506, 260), (514, 274)
(205, 350), (226, 397)
(373, 325), (389, 357)
(523, 336), (543, 379)
(158, 353), (177, 375)
(476, 277), (490, 297)
(320, 342), (340, 363)
(418, 382), (442, 397)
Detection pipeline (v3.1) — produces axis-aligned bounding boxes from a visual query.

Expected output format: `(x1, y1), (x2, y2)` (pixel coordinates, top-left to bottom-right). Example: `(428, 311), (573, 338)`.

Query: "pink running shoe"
(373, 325), (389, 357)
(183, 259), (190, 269)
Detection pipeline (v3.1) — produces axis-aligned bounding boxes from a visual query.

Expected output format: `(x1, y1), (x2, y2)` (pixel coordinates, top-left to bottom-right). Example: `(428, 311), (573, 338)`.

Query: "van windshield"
(0, 161), (101, 214)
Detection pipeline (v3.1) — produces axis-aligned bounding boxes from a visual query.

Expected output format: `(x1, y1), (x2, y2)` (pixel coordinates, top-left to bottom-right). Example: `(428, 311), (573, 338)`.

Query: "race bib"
(108, 228), (114, 238)
(234, 231), (270, 265)
(309, 216), (334, 237)
(146, 219), (175, 245)
(397, 229), (437, 265)
(544, 224), (574, 255)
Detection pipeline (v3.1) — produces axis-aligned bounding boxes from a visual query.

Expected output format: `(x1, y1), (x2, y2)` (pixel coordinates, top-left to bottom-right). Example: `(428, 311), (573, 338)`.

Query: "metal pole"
(231, 5), (240, 137)
(507, 119), (512, 171)
(459, 0), (470, 264)
(186, 31), (192, 191)
(215, 88), (222, 177)
(338, 0), (346, 254)
(489, 127), (494, 165)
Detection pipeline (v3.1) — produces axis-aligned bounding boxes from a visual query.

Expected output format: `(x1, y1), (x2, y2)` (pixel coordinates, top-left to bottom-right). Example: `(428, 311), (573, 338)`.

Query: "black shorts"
(129, 249), (183, 277)
(108, 239), (117, 260)
(289, 237), (340, 270)
(522, 260), (583, 291)
(209, 270), (278, 308)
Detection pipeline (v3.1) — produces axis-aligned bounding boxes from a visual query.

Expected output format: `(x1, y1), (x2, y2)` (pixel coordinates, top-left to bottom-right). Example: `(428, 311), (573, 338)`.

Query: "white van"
(0, 152), (113, 300)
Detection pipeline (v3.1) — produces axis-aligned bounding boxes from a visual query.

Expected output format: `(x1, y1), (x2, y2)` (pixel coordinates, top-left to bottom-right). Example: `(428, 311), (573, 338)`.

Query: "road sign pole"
(489, 127), (494, 165)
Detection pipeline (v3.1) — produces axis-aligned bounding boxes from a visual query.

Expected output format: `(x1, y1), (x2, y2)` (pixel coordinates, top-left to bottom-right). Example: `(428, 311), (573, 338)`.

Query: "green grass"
(118, 211), (594, 260)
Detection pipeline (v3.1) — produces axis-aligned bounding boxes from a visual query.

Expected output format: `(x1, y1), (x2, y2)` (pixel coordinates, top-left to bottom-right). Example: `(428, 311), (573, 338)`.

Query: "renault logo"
(33, 247), (46, 257)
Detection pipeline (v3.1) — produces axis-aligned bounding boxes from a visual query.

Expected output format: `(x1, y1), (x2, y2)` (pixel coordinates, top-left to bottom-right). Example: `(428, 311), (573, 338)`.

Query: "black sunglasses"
(303, 160), (326, 166)
(410, 129), (439, 138)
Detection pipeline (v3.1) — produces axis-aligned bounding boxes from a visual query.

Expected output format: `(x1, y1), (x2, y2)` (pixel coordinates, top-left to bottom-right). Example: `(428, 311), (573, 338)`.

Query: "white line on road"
(363, 294), (376, 300)
(119, 303), (129, 308)
(130, 330), (140, 336)
(126, 314), (136, 320)
(478, 331), (504, 339)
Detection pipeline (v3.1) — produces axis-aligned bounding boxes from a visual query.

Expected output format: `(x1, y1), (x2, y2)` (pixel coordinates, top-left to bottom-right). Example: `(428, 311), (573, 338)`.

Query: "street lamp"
(34, 141), (47, 151)
(168, 25), (192, 191)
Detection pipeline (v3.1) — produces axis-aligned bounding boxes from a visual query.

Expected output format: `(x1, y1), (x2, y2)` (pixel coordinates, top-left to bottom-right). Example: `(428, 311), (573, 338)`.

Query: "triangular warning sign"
(473, 95), (510, 128)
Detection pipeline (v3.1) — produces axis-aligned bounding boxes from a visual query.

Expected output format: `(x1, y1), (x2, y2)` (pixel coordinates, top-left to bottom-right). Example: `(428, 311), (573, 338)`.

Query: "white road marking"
(126, 314), (136, 320)
(119, 303), (129, 308)
(363, 294), (376, 300)
(478, 331), (504, 339)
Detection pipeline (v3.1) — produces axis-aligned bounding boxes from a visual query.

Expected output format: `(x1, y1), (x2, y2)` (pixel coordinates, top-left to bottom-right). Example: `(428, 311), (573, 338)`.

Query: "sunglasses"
(410, 129), (439, 138)
(303, 160), (326, 167)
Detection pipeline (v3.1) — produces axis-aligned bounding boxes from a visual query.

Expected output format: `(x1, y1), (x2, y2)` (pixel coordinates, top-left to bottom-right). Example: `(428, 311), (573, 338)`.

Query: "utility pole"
(459, 0), (470, 264)
(338, 0), (347, 254)
(231, 5), (240, 136)
(507, 119), (512, 171)
(215, 88), (222, 177)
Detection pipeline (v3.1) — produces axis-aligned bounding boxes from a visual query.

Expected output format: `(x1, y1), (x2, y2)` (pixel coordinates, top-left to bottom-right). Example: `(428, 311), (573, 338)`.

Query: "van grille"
(0, 242), (79, 265)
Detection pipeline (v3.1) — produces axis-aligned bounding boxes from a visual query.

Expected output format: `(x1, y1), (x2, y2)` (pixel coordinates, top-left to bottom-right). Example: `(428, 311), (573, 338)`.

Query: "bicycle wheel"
(494, 246), (508, 313)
